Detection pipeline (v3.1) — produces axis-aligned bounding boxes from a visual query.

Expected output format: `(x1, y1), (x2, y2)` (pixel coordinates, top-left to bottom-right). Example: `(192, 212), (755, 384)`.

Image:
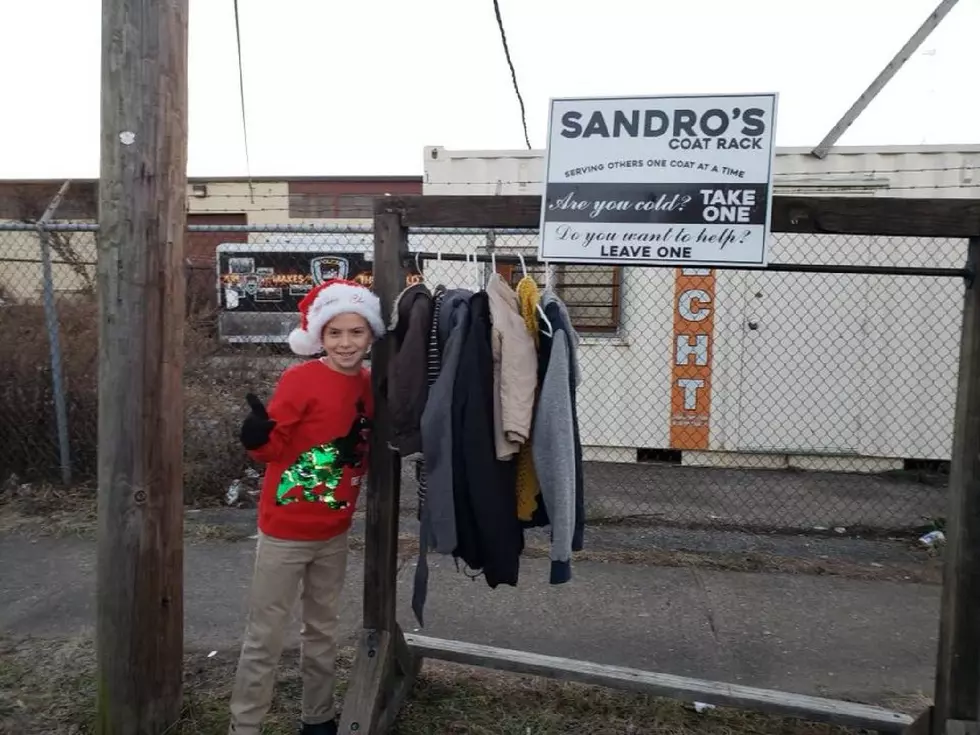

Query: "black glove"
(334, 400), (372, 467)
(240, 393), (277, 450)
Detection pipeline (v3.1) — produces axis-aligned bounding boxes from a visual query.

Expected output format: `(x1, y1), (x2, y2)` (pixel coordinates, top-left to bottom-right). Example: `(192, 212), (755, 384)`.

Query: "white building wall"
(422, 145), (980, 469)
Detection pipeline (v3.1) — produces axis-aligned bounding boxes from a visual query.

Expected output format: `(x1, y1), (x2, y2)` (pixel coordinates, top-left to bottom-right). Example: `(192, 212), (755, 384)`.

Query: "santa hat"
(287, 278), (385, 356)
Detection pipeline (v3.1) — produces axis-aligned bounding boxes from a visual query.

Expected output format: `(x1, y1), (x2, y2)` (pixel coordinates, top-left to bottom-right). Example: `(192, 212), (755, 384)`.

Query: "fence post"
(339, 207), (418, 735)
(35, 181), (73, 486)
(933, 236), (980, 735)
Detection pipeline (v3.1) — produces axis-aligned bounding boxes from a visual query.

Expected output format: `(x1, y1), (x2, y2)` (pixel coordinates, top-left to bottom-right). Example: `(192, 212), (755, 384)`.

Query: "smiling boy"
(228, 278), (385, 735)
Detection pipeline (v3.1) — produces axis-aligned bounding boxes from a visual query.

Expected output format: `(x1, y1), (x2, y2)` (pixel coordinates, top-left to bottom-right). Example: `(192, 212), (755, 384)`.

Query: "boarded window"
(496, 262), (621, 334)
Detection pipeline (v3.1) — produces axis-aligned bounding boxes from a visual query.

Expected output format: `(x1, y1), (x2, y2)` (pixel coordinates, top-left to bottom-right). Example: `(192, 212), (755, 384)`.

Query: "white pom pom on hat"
(287, 278), (385, 356)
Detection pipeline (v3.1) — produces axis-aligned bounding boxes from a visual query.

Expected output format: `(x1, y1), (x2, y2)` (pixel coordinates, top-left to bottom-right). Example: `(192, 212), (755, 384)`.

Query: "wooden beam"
(95, 0), (189, 732)
(905, 707), (935, 735)
(933, 238), (980, 733)
(811, 0), (961, 158)
(405, 635), (914, 734)
(340, 211), (412, 734)
(362, 210), (406, 631)
(376, 194), (980, 239)
(340, 630), (392, 734)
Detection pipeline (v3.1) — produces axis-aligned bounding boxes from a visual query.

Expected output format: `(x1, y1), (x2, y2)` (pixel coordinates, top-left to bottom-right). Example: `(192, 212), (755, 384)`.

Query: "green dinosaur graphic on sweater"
(274, 401), (372, 508)
(275, 443), (349, 508)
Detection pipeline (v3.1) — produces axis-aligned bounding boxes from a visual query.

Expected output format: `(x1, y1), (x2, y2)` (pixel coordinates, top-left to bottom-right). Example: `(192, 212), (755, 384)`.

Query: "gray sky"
(1, 0), (977, 179)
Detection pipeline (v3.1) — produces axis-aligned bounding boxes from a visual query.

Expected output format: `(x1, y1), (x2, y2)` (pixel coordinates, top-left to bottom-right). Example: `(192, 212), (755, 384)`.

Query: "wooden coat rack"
(338, 194), (980, 735)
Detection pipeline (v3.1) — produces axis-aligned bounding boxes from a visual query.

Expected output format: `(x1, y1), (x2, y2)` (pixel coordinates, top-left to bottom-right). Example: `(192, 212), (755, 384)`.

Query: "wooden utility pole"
(96, 0), (189, 732)
(933, 237), (980, 735)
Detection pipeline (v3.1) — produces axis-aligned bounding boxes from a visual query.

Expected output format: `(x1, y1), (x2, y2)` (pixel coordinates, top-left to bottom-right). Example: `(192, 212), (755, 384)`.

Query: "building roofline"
(425, 143), (980, 159)
(0, 174), (424, 185)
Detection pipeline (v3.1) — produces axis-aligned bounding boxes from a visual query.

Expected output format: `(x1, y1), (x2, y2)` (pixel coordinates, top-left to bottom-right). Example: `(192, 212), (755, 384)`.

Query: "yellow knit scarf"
(515, 275), (541, 521)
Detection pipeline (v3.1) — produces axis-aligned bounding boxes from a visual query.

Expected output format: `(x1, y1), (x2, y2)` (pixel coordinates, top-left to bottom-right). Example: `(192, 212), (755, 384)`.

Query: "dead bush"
(0, 291), (284, 505)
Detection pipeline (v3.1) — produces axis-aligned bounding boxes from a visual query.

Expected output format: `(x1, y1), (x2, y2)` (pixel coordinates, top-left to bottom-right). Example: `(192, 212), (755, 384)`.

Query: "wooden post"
(95, 0), (188, 732)
(339, 208), (419, 735)
(933, 237), (980, 735)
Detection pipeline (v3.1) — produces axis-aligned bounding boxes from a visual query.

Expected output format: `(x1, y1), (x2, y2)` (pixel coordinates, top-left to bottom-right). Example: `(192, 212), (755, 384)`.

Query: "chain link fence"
(0, 221), (959, 535)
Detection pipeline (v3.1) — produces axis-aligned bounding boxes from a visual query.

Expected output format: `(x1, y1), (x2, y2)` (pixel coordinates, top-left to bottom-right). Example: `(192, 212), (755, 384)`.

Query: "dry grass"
(0, 295), (281, 506)
(0, 633), (897, 735)
(0, 483), (97, 538)
(0, 486), (254, 543)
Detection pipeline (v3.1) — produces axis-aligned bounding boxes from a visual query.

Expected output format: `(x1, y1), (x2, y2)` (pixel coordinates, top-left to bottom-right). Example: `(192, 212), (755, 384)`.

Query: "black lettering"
(613, 110), (640, 137)
(699, 109), (729, 136)
(741, 108), (766, 136)
(558, 104), (769, 140)
(644, 110), (669, 137)
(583, 111), (610, 138)
(673, 109), (698, 137)
(560, 111), (583, 138)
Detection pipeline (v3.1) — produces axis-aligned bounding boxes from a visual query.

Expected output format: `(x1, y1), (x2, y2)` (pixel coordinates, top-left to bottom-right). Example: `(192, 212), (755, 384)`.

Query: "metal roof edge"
(425, 144), (980, 159)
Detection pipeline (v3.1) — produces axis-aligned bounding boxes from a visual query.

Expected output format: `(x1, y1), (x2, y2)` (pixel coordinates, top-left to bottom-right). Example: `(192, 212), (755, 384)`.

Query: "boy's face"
(321, 313), (372, 374)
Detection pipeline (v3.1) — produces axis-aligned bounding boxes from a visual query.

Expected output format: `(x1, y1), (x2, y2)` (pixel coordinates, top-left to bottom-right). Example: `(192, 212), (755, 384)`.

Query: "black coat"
(451, 291), (523, 587)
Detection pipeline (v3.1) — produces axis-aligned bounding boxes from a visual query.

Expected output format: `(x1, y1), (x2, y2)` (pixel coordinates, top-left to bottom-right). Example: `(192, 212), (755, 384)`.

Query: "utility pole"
(96, 0), (189, 732)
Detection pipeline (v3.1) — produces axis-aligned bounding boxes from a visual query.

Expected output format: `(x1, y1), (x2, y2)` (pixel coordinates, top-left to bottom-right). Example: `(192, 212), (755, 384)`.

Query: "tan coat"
(486, 274), (539, 460)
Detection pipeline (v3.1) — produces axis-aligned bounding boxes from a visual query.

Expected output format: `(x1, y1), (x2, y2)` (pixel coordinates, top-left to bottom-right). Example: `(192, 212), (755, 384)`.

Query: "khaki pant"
(228, 531), (349, 735)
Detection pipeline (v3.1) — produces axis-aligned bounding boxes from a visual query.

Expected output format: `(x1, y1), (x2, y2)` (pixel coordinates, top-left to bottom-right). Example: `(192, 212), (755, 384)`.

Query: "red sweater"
(249, 359), (374, 541)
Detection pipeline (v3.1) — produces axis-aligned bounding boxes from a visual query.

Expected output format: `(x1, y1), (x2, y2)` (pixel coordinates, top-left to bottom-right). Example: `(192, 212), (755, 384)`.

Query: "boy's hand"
(335, 400), (372, 467)
(240, 393), (277, 450)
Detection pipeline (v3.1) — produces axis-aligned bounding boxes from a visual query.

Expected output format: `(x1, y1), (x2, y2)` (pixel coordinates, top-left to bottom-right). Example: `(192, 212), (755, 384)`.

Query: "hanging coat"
(413, 285), (446, 517)
(419, 288), (472, 554)
(410, 286), (445, 627)
(451, 291), (523, 588)
(412, 289), (471, 626)
(486, 273), (538, 461)
(531, 290), (585, 584)
(387, 283), (433, 459)
(545, 292), (586, 555)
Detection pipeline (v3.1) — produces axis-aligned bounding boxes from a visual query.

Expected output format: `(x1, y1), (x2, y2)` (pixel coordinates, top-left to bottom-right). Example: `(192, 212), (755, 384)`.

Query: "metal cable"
(491, 0), (532, 150)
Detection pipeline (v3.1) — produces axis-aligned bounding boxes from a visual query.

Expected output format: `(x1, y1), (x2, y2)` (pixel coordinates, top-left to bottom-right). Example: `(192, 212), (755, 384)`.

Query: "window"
(288, 194), (376, 219)
(496, 262), (621, 334)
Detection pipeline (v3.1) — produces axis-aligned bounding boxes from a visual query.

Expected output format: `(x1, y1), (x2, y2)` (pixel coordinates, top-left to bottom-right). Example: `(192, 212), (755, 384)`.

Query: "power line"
(491, 0), (531, 150)
(232, 0), (255, 201)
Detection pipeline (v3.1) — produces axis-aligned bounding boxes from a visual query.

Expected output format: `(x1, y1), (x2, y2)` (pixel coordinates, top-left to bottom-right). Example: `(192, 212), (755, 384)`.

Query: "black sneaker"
(299, 719), (338, 735)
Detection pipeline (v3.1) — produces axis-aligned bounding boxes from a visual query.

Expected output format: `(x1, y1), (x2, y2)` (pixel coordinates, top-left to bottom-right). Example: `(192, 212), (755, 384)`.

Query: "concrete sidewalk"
(0, 532), (938, 706)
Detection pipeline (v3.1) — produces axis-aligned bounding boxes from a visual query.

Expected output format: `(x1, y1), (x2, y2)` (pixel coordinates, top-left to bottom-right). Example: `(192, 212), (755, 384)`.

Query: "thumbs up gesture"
(240, 393), (277, 450)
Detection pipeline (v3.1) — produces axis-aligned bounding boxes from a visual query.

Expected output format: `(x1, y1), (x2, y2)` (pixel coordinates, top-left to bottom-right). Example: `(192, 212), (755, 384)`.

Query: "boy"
(228, 278), (385, 735)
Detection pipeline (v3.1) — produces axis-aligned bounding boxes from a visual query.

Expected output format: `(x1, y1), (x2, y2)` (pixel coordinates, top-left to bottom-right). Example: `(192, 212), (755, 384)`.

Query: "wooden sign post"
(338, 209), (419, 734)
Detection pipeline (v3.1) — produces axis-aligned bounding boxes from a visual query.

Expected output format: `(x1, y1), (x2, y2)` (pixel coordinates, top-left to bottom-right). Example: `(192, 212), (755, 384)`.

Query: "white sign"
(537, 93), (778, 267)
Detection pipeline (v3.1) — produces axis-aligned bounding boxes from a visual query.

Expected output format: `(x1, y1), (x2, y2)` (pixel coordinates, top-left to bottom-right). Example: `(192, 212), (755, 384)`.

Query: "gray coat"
(532, 290), (581, 584)
(419, 288), (472, 554)
(412, 289), (472, 626)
